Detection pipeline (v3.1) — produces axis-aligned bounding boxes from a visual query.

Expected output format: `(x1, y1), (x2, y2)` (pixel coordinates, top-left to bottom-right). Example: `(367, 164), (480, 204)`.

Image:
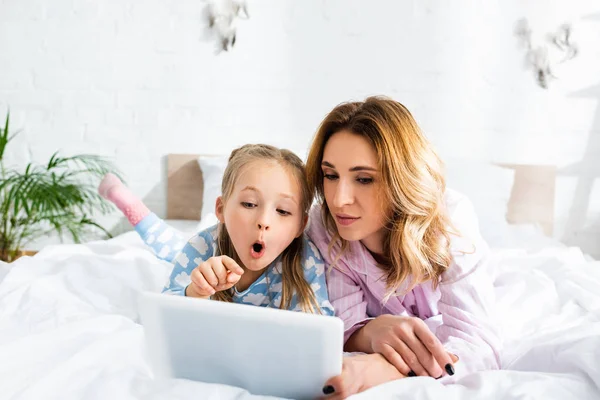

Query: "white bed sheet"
(0, 229), (599, 400)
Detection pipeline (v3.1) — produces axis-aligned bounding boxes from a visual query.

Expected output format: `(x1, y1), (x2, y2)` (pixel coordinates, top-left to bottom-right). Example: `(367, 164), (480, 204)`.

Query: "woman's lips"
(335, 214), (360, 226)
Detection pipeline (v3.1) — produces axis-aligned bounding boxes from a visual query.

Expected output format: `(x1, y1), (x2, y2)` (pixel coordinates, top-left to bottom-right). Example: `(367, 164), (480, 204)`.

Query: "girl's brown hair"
(212, 144), (321, 313)
(306, 96), (455, 300)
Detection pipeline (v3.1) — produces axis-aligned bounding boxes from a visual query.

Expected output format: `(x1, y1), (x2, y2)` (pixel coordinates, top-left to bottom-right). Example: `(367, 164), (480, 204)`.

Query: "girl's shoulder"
(194, 223), (219, 243)
(299, 234), (327, 279)
(184, 223), (219, 258)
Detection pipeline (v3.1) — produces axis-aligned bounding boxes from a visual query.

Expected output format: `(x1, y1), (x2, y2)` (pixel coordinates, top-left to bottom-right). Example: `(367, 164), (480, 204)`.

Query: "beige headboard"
(167, 154), (556, 235)
(502, 164), (555, 235)
(167, 154), (204, 220)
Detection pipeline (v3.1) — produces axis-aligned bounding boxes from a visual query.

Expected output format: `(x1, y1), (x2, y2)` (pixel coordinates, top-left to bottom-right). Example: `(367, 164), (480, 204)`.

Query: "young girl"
(99, 144), (333, 315)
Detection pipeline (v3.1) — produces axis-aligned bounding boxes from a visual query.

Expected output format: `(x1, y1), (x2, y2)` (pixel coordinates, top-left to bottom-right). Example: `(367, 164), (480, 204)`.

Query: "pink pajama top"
(307, 189), (502, 381)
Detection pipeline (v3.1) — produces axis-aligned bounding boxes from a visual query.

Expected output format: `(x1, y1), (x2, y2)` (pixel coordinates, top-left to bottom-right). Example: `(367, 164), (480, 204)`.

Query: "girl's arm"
(162, 226), (218, 296)
(301, 239), (335, 316)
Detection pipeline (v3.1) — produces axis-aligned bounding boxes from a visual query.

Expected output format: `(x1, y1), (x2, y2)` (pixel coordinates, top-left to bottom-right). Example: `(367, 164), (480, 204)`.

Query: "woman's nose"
(332, 180), (353, 208)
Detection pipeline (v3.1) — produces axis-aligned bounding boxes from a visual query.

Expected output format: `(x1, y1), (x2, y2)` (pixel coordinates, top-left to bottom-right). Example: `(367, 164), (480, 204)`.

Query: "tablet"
(139, 292), (344, 399)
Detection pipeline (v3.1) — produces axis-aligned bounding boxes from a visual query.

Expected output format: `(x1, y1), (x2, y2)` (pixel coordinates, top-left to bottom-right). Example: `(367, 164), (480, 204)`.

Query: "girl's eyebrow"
(322, 161), (377, 172)
(241, 186), (298, 204)
(241, 185), (260, 193)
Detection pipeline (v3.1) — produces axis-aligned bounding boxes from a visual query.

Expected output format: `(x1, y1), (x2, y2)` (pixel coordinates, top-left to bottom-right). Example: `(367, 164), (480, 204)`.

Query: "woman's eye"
(241, 202), (256, 208)
(324, 173), (338, 181)
(357, 177), (374, 184)
(276, 209), (291, 216)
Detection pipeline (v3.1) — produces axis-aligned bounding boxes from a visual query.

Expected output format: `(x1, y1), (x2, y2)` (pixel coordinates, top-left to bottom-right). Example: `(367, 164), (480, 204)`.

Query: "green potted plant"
(0, 111), (121, 262)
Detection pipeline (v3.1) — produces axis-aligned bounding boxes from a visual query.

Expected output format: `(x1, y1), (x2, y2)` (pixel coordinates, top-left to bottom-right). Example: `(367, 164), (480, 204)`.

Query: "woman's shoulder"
(441, 189), (490, 283)
(443, 189), (481, 239)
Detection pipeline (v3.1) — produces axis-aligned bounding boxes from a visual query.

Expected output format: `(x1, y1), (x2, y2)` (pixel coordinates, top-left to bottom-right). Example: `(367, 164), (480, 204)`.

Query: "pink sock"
(98, 173), (150, 226)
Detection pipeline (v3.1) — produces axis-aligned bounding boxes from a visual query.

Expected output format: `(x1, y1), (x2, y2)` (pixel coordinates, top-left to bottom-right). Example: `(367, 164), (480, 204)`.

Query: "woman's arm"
(326, 263), (373, 345)
(432, 197), (502, 381)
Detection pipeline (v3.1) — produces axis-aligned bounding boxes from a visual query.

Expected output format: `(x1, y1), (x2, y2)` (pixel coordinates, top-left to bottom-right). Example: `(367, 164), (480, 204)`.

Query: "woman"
(306, 96), (501, 398)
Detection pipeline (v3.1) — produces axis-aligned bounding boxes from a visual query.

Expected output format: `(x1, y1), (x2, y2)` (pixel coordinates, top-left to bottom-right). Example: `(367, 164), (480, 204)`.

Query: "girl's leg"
(99, 173), (186, 262)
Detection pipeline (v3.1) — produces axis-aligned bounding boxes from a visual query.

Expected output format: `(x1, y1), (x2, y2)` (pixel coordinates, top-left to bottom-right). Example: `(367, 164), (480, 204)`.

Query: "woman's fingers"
(449, 352), (459, 363)
(319, 358), (361, 400)
(379, 344), (411, 376)
(387, 336), (429, 377)
(413, 321), (455, 376)
(320, 353), (406, 399)
(319, 374), (348, 400)
(400, 331), (443, 377)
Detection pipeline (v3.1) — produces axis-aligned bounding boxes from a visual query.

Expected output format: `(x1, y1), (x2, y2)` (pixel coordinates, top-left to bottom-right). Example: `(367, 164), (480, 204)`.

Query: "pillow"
(197, 155), (228, 221)
(443, 159), (515, 246)
(196, 212), (220, 233)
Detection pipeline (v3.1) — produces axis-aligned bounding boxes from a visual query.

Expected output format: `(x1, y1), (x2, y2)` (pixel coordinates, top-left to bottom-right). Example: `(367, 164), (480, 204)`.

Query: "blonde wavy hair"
(212, 144), (321, 313)
(306, 96), (455, 299)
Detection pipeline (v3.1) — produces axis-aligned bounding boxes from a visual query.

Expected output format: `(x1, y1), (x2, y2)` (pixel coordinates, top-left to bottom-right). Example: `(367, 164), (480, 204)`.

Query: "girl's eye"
(241, 202), (256, 208)
(277, 209), (291, 216)
(324, 173), (338, 181)
(357, 177), (374, 184)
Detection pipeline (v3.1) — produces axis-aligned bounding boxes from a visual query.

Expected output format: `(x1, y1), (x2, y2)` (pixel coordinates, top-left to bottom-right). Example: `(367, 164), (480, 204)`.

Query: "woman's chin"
(336, 228), (364, 242)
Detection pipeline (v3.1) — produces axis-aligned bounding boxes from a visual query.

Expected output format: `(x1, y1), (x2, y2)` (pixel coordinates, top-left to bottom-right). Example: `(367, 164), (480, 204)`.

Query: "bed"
(0, 155), (598, 400)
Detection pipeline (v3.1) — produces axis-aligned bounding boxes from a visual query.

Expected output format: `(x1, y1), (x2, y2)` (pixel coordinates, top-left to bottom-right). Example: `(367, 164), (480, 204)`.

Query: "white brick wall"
(1, 0), (599, 257)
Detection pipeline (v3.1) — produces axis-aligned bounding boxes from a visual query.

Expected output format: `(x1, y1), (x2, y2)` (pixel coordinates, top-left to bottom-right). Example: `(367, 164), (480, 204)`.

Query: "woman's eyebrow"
(349, 166), (377, 172)
(322, 161), (377, 172)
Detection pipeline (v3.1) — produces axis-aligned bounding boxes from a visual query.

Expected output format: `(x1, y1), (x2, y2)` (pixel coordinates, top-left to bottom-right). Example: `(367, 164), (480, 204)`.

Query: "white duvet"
(0, 231), (599, 400)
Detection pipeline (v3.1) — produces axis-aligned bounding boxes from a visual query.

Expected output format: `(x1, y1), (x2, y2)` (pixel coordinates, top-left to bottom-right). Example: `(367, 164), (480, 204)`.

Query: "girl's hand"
(185, 255), (244, 298)
(360, 314), (456, 378)
(319, 353), (404, 400)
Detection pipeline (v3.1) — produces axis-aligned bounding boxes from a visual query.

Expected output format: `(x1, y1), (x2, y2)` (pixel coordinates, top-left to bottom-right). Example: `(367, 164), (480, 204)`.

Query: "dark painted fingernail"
(408, 370), (416, 377)
(436, 375), (443, 379)
(445, 363), (455, 376)
(322, 385), (335, 395)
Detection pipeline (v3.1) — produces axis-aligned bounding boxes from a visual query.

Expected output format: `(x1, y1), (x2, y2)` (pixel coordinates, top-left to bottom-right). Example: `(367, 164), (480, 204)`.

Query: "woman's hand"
(350, 314), (456, 378)
(185, 255), (244, 298)
(319, 353), (405, 400)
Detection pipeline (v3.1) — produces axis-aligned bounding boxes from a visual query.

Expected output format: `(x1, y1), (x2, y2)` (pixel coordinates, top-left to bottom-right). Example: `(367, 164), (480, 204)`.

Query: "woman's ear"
(215, 196), (225, 223)
(296, 214), (308, 238)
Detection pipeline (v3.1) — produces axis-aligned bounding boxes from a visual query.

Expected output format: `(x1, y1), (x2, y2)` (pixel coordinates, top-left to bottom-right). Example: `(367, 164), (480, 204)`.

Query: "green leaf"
(0, 136), (124, 261)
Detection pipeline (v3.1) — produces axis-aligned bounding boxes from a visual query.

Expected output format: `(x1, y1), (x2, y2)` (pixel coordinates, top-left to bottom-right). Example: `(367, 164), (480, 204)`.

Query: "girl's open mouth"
(250, 241), (266, 259)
